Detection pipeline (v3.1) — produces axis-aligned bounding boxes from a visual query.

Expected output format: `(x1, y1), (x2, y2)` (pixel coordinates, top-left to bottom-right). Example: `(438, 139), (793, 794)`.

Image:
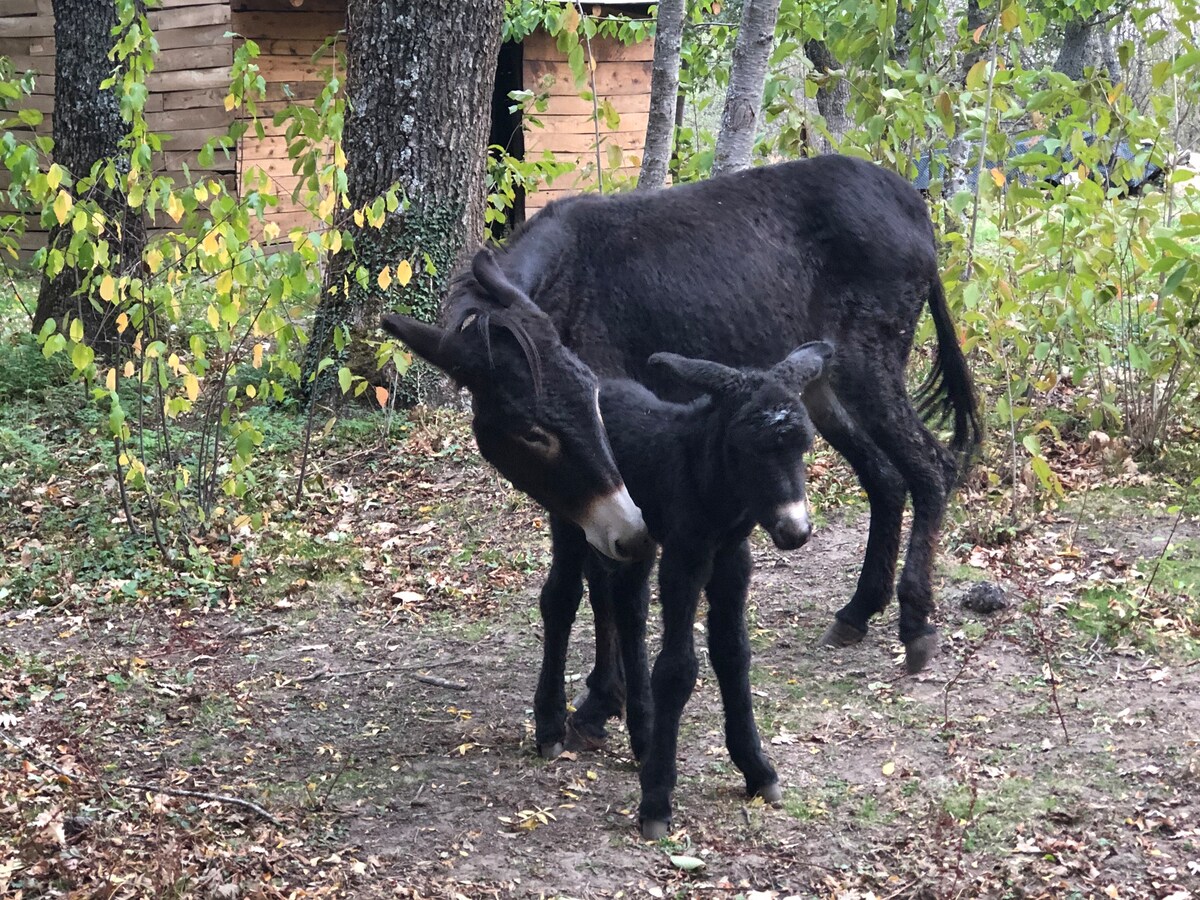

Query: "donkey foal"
(537, 343), (832, 840)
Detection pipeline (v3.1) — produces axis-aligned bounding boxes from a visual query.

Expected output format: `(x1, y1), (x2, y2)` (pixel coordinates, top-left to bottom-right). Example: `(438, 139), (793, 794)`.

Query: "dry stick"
(574, 0), (605, 193)
(0, 728), (280, 826)
(287, 659), (469, 689)
(1137, 499), (1189, 609)
(1029, 604), (1070, 744)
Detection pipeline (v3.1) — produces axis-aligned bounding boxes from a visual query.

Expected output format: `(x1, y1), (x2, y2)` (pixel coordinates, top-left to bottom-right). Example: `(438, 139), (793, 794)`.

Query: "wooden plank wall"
(0, 0), (235, 256)
(522, 27), (654, 215)
(231, 0), (345, 239)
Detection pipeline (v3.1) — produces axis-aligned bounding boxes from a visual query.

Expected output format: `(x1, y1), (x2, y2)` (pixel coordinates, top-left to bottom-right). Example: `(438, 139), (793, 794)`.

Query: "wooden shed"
(0, 0), (654, 252)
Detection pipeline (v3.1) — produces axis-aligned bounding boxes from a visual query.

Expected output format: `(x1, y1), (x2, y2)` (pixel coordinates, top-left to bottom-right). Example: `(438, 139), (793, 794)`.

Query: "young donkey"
(546, 345), (833, 840)
(382, 253), (831, 837)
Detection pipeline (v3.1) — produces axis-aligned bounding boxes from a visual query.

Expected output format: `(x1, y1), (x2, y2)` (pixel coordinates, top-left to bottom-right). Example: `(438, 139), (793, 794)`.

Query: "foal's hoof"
(904, 631), (939, 675)
(538, 741), (564, 760)
(754, 781), (784, 806)
(820, 619), (867, 648)
(641, 818), (671, 841)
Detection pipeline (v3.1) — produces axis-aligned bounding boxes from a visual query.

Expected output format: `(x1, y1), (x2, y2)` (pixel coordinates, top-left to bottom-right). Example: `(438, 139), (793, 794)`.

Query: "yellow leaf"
(353, 208), (365, 228)
(318, 192), (336, 220)
(146, 247), (164, 273)
(263, 221), (280, 241)
(105, 368), (116, 391)
(1000, 4), (1018, 32)
(201, 229), (220, 255)
(206, 305), (220, 329)
(374, 385), (389, 408)
(183, 373), (200, 402)
(216, 269), (233, 295)
(252, 343), (264, 369)
(224, 93), (237, 112)
(882, 761), (896, 777)
(245, 383), (257, 398)
(69, 317), (83, 343)
(99, 274), (116, 302)
(46, 164), (63, 190)
(378, 265), (393, 291)
(116, 312), (129, 335)
(563, 4), (579, 32)
(52, 190), (73, 225)
(230, 552), (243, 567)
(966, 59), (988, 91)
(123, 360), (135, 377)
(972, 23), (987, 43)
(989, 167), (1006, 187)
(165, 194), (184, 223)
(397, 259), (413, 286)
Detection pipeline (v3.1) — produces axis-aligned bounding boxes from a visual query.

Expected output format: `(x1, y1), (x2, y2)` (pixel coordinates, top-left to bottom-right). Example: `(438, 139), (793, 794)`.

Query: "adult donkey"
(385, 154), (980, 681)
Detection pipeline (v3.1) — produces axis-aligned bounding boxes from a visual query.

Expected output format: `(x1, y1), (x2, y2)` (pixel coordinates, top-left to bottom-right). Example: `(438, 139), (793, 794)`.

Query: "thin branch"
(1029, 605), (1070, 744)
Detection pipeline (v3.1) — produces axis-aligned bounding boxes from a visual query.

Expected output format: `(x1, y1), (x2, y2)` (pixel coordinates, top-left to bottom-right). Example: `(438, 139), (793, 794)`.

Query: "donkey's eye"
(514, 426), (561, 460)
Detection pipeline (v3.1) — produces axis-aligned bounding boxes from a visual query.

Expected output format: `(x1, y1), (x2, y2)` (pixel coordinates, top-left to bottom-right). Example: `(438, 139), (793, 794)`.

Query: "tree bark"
(1097, 24), (1123, 84)
(302, 0), (504, 396)
(712, 0), (780, 177)
(1054, 19), (1093, 80)
(892, 1), (913, 68)
(32, 0), (144, 352)
(805, 39), (850, 153)
(638, 0), (685, 191)
(944, 0), (991, 200)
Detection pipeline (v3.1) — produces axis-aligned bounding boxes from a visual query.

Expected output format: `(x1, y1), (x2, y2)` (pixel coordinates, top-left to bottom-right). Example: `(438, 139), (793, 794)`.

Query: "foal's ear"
(773, 340), (834, 389)
(649, 352), (745, 396)
(472, 248), (538, 312)
(380, 314), (470, 380)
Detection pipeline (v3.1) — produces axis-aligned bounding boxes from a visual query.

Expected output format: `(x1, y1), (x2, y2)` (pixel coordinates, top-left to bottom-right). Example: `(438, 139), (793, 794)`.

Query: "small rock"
(960, 581), (1008, 614)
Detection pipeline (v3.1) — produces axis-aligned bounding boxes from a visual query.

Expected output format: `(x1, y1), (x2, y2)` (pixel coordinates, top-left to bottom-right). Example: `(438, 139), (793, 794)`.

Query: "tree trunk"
(892, 1), (913, 68)
(1097, 24), (1123, 84)
(712, 0), (780, 177)
(638, 0), (685, 191)
(302, 0), (504, 397)
(1054, 19), (1093, 80)
(944, 0), (991, 200)
(32, 0), (144, 352)
(805, 40), (850, 153)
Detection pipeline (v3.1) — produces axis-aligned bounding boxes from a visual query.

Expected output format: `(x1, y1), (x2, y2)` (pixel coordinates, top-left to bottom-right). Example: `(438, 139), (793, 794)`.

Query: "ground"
(2, 408), (1199, 899)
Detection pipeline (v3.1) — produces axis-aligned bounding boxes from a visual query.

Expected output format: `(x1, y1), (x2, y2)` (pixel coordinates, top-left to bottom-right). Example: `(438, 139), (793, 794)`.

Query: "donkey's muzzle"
(767, 500), (812, 550)
(580, 485), (654, 561)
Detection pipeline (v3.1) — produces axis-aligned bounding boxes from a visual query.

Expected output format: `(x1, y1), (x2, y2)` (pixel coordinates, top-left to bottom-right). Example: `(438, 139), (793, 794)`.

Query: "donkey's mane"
(447, 280), (545, 398)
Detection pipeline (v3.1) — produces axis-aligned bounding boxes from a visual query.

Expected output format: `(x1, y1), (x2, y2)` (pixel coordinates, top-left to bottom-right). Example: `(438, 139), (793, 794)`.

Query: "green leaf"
(669, 855), (705, 871)
(337, 366), (352, 394)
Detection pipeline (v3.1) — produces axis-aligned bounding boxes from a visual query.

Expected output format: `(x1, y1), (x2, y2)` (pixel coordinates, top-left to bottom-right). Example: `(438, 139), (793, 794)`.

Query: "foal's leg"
(805, 381), (908, 646)
(639, 547), (712, 840)
(610, 557), (654, 762)
(833, 355), (957, 674)
(705, 539), (780, 802)
(534, 516), (588, 758)
(569, 562), (626, 750)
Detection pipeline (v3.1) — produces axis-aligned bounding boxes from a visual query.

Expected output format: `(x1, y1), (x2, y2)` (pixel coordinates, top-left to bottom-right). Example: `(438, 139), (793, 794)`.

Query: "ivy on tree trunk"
(32, 0), (144, 353)
(302, 0), (504, 398)
(638, 0), (685, 191)
(712, 0), (780, 177)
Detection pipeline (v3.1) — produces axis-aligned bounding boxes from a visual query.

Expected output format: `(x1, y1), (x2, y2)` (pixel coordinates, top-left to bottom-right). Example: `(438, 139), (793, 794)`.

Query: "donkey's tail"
(914, 278), (982, 478)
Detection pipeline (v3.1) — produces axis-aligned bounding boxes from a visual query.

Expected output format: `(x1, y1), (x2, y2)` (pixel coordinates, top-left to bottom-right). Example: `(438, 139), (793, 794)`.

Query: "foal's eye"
(514, 426), (561, 460)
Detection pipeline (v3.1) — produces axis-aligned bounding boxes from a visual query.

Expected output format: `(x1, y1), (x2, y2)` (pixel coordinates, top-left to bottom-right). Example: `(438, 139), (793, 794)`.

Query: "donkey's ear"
(773, 340), (834, 389)
(471, 248), (537, 312)
(649, 352), (745, 396)
(380, 314), (470, 380)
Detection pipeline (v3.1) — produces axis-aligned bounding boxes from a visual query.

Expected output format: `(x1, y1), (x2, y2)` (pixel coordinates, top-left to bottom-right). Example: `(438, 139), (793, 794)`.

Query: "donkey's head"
(649, 342), (834, 550)
(381, 249), (652, 561)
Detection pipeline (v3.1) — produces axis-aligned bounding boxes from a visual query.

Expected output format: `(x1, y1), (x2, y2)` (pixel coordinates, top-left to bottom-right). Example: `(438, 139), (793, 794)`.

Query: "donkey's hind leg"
(568, 562), (628, 751)
(805, 380), (908, 648)
(534, 516), (588, 759)
(832, 353), (957, 674)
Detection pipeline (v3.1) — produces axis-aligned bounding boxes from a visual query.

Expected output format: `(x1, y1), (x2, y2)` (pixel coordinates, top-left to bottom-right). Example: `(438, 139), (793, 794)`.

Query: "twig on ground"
(226, 623), (283, 639)
(411, 673), (468, 691)
(1, 728), (281, 826)
(283, 658), (469, 689)
(1029, 604), (1071, 745)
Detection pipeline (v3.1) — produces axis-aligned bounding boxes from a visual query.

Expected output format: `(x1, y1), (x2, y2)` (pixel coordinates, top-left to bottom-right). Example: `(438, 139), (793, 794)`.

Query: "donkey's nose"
(768, 501), (811, 550)
(581, 484), (653, 562)
(614, 529), (657, 561)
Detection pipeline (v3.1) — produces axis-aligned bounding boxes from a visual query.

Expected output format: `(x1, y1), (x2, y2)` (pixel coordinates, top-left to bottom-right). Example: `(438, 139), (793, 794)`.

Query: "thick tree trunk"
(638, 0), (685, 191)
(805, 40), (850, 153)
(32, 0), (144, 351)
(892, 2), (913, 68)
(1054, 19), (1093, 80)
(1098, 24), (1123, 84)
(712, 0), (780, 177)
(302, 0), (504, 396)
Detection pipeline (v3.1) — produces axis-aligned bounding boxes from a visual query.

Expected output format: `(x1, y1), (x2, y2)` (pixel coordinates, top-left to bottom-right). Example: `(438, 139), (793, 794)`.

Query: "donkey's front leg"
(568, 564), (626, 750)
(706, 539), (780, 803)
(610, 556), (655, 762)
(639, 547), (711, 840)
(534, 517), (588, 759)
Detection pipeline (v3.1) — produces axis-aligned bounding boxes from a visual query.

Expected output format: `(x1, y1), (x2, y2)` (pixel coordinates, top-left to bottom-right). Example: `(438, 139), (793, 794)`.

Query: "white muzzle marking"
(580, 485), (651, 561)
(775, 499), (811, 535)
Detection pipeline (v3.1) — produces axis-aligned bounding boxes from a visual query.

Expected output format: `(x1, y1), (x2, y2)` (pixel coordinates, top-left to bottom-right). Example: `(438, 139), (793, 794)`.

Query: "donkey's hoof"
(538, 741), (564, 760)
(820, 619), (866, 648)
(904, 631), (939, 674)
(754, 781), (784, 805)
(641, 818), (671, 841)
(564, 721), (608, 753)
